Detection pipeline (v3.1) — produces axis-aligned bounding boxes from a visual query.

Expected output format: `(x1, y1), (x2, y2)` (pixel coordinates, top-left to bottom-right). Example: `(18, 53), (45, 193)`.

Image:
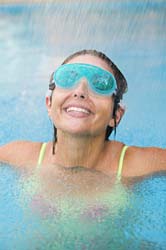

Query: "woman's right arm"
(0, 141), (42, 168)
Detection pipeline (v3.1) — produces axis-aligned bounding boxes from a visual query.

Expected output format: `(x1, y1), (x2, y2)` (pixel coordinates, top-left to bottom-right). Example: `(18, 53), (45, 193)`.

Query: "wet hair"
(49, 49), (128, 154)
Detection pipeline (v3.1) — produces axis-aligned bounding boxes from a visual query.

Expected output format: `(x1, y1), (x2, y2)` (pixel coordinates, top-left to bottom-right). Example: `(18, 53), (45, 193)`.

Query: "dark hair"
(50, 49), (128, 154)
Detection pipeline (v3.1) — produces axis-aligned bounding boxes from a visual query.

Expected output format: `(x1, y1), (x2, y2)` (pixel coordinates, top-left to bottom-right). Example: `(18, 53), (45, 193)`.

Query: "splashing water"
(0, 0), (166, 145)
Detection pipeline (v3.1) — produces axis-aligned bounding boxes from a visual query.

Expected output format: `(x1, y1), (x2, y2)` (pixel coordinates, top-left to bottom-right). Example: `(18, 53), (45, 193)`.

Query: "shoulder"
(121, 145), (166, 177)
(106, 141), (166, 177)
(0, 140), (44, 168)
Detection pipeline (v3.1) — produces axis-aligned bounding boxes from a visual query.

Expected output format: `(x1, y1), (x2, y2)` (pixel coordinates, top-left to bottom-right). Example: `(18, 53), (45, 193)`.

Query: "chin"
(64, 128), (91, 136)
(56, 120), (101, 137)
(57, 125), (92, 137)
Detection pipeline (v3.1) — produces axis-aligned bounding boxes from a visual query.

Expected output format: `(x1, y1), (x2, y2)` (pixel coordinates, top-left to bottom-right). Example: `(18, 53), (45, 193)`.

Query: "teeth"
(66, 107), (90, 114)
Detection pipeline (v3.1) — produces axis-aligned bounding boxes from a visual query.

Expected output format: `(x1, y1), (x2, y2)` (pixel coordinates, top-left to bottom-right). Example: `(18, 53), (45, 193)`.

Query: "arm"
(0, 140), (42, 168)
(148, 147), (166, 172)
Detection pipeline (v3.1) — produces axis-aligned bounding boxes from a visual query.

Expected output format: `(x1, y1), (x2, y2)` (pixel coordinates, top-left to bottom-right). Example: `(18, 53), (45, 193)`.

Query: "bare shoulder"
(0, 140), (43, 168)
(122, 145), (166, 177)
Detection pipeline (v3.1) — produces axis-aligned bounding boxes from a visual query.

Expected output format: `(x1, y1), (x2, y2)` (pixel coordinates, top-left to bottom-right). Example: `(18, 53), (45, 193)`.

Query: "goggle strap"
(49, 81), (55, 90)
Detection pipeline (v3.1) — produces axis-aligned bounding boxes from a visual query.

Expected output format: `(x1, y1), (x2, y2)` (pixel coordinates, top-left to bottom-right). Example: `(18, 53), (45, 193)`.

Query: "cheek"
(94, 99), (114, 128)
(49, 94), (62, 120)
(96, 98), (114, 117)
(49, 90), (71, 123)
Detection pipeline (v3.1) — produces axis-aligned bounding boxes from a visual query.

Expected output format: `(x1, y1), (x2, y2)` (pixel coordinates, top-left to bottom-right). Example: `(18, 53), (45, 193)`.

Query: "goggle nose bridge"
(74, 76), (90, 86)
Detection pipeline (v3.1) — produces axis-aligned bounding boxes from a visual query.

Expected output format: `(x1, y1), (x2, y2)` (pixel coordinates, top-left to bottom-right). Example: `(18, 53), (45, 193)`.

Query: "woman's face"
(46, 54), (115, 137)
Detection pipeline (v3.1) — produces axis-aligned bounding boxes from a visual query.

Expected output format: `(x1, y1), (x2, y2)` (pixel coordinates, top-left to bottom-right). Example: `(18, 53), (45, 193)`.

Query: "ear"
(46, 96), (52, 117)
(108, 105), (125, 127)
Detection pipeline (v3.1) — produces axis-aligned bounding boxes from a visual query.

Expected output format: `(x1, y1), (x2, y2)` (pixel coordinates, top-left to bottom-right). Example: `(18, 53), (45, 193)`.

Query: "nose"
(72, 77), (89, 99)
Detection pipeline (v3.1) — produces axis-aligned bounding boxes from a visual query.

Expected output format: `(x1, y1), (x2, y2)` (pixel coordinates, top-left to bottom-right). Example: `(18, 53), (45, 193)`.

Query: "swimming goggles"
(50, 63), (117, 96)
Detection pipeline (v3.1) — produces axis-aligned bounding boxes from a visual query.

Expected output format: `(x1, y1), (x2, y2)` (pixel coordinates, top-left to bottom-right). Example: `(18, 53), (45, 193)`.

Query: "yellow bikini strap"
(117, 145), (129, 181)
(37, 142), (47, 168)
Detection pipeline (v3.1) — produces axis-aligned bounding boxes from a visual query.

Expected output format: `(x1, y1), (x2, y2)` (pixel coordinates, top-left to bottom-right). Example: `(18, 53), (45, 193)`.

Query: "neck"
(51, 130), (106, 169)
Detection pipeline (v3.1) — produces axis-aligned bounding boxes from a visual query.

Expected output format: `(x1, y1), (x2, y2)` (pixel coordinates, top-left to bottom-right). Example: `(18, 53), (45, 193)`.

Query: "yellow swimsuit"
(37, 143), (129, 181)
(20, 143), (130, 222)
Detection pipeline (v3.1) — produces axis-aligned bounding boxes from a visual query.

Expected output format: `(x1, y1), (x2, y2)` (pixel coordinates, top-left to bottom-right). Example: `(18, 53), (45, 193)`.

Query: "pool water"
(0, 165), (166, 250)
(0, 1), (166, 249)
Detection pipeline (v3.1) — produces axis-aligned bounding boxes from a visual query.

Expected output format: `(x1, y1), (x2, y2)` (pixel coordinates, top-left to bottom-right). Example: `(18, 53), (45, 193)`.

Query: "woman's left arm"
(138, 147), (166, 174)
(123, 146), (166, 178)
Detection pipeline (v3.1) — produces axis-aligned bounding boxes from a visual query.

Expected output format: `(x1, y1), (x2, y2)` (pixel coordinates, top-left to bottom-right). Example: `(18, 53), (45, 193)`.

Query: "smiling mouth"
(66, 107), (91, 114)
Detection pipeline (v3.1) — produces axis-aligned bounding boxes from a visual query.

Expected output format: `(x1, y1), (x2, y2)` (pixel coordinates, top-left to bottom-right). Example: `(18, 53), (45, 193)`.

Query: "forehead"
(66, 54), (113, 74)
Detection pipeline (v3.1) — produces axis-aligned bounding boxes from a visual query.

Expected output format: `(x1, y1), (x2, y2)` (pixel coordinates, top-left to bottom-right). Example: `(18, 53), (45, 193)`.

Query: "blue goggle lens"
(52, 63), (117, 96)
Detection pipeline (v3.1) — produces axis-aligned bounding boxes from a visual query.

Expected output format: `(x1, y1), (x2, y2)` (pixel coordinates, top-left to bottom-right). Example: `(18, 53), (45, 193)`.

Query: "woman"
(0, 49), (166, 182)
